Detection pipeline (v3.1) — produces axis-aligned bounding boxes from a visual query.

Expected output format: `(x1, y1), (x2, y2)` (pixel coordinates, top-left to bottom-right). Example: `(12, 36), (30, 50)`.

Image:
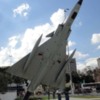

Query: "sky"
(0, 0), (100, 70)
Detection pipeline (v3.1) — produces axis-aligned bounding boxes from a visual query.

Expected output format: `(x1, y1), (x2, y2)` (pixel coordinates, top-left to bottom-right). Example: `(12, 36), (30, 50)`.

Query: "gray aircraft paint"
(7, 0), (83, 92)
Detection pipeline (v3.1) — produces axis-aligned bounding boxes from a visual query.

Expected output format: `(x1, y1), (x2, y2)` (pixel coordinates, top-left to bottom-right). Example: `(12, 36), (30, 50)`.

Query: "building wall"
(94, 68), (100, 82)
(70, 58), (77, 72)
(97, 58), (100, 68)
(66, 58), (77, 73)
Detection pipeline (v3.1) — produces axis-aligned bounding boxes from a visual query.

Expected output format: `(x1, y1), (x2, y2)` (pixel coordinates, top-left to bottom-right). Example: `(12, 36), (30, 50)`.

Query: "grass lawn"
(71, 95), (100, 99)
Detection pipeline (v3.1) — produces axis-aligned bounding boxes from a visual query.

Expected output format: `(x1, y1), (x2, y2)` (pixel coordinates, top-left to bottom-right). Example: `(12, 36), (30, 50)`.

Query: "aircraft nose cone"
(78, 0), (83, 5)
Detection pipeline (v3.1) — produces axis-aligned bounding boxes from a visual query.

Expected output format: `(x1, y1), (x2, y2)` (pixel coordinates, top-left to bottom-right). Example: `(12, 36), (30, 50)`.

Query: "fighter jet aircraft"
(7, 0), (83, 92)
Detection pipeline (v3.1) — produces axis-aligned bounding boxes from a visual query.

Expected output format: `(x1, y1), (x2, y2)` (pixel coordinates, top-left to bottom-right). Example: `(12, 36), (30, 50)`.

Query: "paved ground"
(51, 97), (100, 100)
(71, 98), (100, 100)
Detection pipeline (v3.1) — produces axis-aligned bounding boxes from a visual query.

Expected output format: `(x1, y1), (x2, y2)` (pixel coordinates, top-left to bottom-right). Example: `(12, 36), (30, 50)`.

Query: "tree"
(12, 76), (24, 84)
(65, 73), (70, 83)
(0, 67), (25, 93)
(0, 73), (8, 93)
(72, 71), (80, 83)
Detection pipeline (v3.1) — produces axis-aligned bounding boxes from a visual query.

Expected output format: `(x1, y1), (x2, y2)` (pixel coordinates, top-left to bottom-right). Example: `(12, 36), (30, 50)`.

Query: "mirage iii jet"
(7, 0), (83, 92)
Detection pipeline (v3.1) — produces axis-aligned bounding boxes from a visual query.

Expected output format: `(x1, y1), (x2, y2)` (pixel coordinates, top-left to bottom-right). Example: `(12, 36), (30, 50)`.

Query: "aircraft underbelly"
(41, 41), (66, 84)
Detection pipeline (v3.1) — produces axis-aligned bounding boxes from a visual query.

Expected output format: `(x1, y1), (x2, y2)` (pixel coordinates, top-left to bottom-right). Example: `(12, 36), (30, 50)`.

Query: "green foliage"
(84, 75), (94, 83)
(72, 95), (100, 98)
(75, 69), (95, 84)
(15, 98), (21, 100)
(15, 97), (43, 100)
(72, 71), (80, 83)
(12, 76), (24, 84)
(0, 73), (8, 93)
(0, 67), (25, 93)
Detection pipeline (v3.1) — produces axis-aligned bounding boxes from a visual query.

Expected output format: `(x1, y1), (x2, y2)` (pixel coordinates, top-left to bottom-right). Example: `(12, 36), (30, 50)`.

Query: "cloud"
(50, 9), (66, 27)
(77, 58), (98, 71)
(67, 50), (97, 71)
(68, 40), (76, 47)
(0, 9), (66, 66)
(8, 35), (21, 48)
(97, 45), (100, 50)
(91, 33), (100, 44)
(77, 57), (98, 71)
(13, 3), (30, 17)
(85, 58), (98, 68)
(66, 50), (89, 70)
(74, 51), (89, 60)
(0, 47), (13, 66)
(77, 62), (85, 70)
